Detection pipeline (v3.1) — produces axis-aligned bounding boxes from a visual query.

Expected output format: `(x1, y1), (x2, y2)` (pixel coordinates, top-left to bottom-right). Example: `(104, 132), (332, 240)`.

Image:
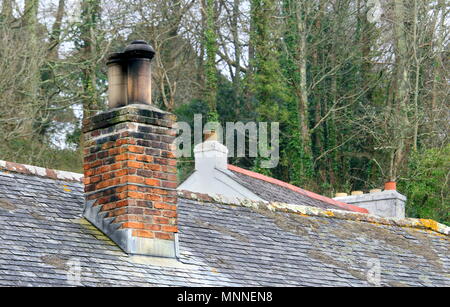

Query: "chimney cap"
(351, 191), (364, 196)
(384, 181), (397, 191)
(123, 40), (155, 59)
(106, 52), (125, 65)
(335, 193), (348, 197)
(204, 130), (218, 141)
(370, 189), (382, 194)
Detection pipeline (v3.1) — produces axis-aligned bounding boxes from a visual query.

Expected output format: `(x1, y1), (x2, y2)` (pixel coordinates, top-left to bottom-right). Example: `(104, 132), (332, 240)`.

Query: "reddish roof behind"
(228, 164), (369, 214)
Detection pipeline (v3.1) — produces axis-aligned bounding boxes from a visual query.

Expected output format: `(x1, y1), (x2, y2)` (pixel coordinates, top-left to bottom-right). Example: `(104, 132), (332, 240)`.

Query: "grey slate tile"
(0, 169), (448, 287)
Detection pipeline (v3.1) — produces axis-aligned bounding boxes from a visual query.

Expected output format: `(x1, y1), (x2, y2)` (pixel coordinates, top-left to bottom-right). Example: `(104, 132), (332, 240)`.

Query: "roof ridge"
(2, 160), (447, 237)
(227, 164), (368, 214)
(0, 160), (83, 182)
(177, 190), (450, 237)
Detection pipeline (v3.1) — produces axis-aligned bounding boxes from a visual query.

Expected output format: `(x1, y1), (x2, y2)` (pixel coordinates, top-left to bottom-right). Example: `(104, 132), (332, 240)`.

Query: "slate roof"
(226, 165), (366, 212)
(0, 165), (449, 287)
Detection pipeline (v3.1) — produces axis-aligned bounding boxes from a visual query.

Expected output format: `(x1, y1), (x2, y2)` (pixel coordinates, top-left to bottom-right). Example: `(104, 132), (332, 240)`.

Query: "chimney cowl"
(106, 40), (155, 108)
(106, 52), (127, 108)
(123, 40), (155, 59)
(106, 52), (125, 65)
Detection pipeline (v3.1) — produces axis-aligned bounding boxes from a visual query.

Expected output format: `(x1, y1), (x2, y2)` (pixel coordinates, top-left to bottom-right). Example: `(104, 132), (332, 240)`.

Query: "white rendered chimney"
(178, 131), (264, 203)
(194, 132), (228, 172)
(334, 190), (406, 219)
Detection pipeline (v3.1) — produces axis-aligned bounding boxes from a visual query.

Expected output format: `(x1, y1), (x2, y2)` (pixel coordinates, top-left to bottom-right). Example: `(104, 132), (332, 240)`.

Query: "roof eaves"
(227, 164), (369, 214)
(178, 190), (450, 237)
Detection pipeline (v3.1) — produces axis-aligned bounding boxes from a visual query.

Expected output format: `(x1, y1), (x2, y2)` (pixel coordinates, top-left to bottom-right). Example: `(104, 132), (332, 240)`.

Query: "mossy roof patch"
(178, 190), (450, 237)
(0, 198), (17, 211)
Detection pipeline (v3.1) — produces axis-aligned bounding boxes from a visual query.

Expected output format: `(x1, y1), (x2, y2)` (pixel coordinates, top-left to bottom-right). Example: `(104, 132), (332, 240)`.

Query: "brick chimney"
(82, 41), (178, 258)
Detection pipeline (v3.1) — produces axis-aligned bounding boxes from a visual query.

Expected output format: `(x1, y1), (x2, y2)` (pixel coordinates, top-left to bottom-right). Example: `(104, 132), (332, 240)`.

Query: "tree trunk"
(231, 0), (241, 114)
(80, 0), (101, 119)
(1, 0), (14, 21)
(202, 0), (218, 120)
(391, 0), (411, 180)
(295, 0), (311, 156)
(48, 0), (65, 59)
(21, 0), (40, 138)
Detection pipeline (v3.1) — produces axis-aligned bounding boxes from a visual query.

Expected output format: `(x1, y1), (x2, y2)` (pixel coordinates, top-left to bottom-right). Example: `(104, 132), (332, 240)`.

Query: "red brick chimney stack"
(82, 41), (178, 257)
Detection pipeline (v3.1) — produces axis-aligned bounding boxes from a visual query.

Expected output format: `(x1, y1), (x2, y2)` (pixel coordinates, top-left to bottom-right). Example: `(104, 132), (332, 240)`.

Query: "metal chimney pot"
(106, 40), (155, 108)
(124, 40), (155, 105)
(106, 52), (127, 108)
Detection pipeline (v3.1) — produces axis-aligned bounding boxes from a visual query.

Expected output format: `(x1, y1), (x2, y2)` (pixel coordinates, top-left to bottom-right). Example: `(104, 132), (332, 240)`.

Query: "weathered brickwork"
(83, 105), (178, 241)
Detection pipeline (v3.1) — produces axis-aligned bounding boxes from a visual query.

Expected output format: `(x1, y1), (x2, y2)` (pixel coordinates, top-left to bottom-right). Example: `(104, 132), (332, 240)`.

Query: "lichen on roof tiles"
(0, 198), (17, 211)
(0, 169), (448, 287)
(178, 190), (450, 237)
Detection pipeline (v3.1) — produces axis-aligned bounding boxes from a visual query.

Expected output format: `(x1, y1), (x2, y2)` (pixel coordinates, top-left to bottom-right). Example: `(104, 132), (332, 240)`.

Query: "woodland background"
(0, 0), (448, 224)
